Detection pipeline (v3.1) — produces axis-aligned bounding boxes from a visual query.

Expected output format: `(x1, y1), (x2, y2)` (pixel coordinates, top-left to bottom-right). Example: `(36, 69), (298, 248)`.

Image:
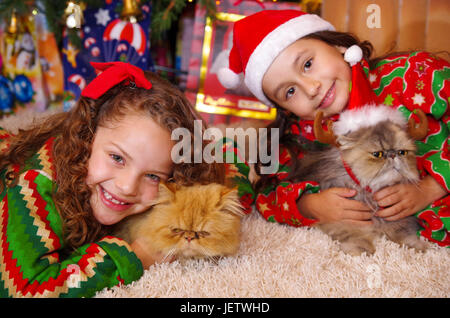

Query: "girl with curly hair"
(0, 62), (224, 297)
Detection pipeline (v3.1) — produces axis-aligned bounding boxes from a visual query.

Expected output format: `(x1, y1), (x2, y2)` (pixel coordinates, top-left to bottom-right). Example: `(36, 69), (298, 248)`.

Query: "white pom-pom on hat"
(344, 45), (363, 66)
(217, 67), (243, 89)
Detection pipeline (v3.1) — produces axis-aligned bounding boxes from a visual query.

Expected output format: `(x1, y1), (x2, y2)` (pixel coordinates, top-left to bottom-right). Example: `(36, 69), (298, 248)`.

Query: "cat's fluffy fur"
(292, 119), (428, 256)
(113, 182), (245, 261)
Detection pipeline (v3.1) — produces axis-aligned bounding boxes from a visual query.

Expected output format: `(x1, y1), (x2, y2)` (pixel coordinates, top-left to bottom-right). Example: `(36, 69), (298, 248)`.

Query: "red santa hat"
(217, 9), (335, 106)
(218, 9), (403, 134)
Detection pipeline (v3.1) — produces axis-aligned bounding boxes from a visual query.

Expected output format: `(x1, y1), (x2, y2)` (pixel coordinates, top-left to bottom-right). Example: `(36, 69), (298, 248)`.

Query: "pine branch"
(151, 0), (186, 41)
(40, 0), (68, 45)
(0, 0), (34, 27)
(151, 0), (217, 41)
(198, 0), (218, 18)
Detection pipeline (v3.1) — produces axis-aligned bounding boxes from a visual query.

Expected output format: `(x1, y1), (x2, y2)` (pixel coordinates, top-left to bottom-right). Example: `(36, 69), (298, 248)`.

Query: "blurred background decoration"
(0, 0), (448, 123)
(322, 0), (450, 57)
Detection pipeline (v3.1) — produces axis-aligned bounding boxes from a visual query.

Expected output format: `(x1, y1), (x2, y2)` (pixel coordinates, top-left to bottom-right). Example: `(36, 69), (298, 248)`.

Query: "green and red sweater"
(0, 131), (143, 298)
(226, 51), (450, 247)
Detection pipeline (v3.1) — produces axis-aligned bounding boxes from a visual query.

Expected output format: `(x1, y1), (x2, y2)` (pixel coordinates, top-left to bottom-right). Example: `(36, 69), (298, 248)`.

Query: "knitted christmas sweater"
(0, 130), (143, 298)
(226, 51), (450, 247)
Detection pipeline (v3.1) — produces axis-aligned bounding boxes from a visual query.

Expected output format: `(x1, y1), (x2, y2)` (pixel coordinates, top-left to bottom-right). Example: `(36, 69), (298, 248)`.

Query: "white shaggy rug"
(96, 210), (449, 298)
(1, 110), (449, 298)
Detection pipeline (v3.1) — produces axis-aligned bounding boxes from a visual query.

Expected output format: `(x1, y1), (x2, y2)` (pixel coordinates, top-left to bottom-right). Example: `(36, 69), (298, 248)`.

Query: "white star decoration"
(95, 8), (111, 26)
(412, 93), (425, 106)
(304, 125), (312, 134)
(369, 73), (377, 83)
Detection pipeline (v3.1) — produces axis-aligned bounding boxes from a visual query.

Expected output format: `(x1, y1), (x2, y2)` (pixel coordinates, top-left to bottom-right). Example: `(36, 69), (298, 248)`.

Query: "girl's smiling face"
(86, 113), (174, 225)
(262, 38), (351, 120)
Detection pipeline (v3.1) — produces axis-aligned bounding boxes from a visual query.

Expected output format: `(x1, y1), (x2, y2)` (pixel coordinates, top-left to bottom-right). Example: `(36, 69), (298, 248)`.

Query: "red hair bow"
(81, 61), (152, 99)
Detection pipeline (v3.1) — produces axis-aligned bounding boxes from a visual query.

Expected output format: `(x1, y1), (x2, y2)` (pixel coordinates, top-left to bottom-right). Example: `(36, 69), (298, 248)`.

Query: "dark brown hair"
(0, 72), (224, 250)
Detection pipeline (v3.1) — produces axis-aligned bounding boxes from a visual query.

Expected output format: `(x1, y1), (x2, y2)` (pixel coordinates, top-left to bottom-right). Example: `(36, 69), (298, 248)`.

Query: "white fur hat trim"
(333, 105), (407, 136)
(217, 68), (243, 89)
(344, 45), (363, 66)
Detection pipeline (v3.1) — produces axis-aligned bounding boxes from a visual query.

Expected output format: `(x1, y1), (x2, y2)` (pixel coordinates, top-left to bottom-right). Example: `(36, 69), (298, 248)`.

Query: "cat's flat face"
(143, 184), (242, 260)
(338, 121), (419, 188)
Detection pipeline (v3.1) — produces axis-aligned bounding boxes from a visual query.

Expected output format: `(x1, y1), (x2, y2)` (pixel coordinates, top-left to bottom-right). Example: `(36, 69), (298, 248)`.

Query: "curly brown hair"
(0, 72), (224, 251)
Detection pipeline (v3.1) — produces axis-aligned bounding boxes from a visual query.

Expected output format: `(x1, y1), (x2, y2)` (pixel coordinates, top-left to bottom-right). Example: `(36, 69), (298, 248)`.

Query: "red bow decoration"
(81, 61), (152, 99)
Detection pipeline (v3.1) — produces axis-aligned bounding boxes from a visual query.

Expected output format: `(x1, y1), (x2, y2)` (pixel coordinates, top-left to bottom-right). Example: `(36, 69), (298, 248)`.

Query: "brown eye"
(372, 151), (384, 158)
(397, 150), (408, 156)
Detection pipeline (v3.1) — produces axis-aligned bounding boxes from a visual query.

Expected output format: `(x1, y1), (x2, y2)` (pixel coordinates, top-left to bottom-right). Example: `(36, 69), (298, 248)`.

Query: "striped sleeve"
(0, 141), (143, 298)
(0, 127), (12, 153)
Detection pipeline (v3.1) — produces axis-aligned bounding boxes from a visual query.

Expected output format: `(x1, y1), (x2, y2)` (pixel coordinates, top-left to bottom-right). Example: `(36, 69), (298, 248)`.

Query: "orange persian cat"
(113, 182), (245, 261)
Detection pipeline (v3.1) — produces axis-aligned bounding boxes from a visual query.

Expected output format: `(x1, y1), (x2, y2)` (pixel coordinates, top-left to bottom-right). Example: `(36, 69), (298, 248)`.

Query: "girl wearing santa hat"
(219, 10), (449, 247)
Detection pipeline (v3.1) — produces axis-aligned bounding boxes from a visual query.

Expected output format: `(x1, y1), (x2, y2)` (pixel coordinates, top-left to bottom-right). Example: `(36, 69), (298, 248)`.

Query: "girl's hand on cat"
(374, 176), (447, 221)
(298, 188), (373, 225)
(131, 238), (175, 269)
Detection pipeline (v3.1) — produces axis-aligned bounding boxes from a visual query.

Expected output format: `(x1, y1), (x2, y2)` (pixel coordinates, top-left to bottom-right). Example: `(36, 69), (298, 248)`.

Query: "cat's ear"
(157, 182), (176, 203)
(336, 134), (359, 150)
(220, 186), (236, 197)
(218, 187), (245, 218)
(162, 181), (177, 194)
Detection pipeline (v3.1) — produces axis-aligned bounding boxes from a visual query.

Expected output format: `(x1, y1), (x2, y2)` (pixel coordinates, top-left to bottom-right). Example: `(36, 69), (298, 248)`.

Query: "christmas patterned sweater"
(227, 51), (450, 246)
(0, 130), (143, 298)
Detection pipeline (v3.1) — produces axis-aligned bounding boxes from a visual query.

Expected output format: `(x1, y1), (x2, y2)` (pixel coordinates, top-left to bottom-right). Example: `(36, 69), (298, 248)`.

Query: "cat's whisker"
(162, 247), (177, 263)
(196, 245), (214, 261)
(219, 236), (240, 256)
(366, 161), (389, 190)
(394, 161), (421, 190)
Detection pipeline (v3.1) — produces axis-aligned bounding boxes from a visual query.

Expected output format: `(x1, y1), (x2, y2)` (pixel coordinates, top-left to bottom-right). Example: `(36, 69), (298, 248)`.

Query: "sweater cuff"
(97, 236), (144, 285)
(419, 149), (450, 193)
(256, 181), (319, 226)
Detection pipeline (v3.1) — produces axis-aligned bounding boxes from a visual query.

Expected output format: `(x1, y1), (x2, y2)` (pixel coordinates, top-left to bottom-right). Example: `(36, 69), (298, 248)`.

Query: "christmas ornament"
(0, 76), (14, 112)
(64, 1), (85, 29)
(7, 10), (18, 35)
(120, 0), (142, 23)
(13, 74), (34, 103)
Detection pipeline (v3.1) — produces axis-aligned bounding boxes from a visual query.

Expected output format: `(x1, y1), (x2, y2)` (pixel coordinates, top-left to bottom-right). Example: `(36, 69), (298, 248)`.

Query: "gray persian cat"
(292, 106), (429, 256)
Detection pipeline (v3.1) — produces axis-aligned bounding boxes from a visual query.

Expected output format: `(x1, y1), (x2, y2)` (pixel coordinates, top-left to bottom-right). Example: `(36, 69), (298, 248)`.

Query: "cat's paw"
(403, 237), (428, 253)
(340, 240), (375, 256)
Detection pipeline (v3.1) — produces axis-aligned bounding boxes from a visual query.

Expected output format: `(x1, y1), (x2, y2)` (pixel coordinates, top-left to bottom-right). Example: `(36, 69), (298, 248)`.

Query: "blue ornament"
(13, 74), (34, 103)
(0, 76), (14, 112)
